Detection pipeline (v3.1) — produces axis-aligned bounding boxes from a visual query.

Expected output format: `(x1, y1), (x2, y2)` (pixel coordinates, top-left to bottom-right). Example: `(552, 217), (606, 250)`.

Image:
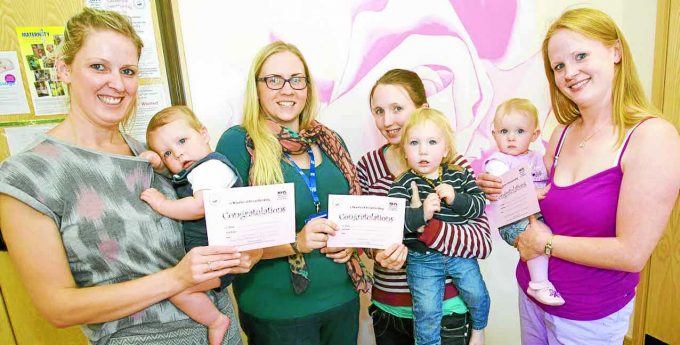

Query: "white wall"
(174, 1), (657, 344)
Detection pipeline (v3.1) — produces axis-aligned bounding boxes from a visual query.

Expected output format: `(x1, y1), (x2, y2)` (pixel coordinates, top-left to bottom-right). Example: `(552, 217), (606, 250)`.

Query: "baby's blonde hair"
(146, 105), (203, 145)
(493, 98), (539, 130)
(399, 108), (462, 171)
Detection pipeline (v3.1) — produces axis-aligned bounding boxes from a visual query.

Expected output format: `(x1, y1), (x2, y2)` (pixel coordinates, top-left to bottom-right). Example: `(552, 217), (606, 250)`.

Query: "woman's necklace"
(578, 121), (607, 148)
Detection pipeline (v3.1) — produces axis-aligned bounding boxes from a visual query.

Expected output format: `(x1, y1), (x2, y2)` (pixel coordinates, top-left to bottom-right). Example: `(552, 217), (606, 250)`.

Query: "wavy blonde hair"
(542, 8), (658, 146)
(242, 41), (319, 185)
(399, 108), (462, 171)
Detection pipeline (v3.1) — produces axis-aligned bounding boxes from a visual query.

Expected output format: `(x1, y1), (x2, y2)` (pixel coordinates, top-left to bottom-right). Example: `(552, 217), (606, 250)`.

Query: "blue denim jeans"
(406, 251), (490, 345)
(369, 304), (471, 345)
(498, 214), (543, 247)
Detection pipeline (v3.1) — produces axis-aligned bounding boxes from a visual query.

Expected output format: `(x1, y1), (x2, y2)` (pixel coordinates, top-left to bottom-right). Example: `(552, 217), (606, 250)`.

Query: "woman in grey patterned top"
(0, 8), (258, 345)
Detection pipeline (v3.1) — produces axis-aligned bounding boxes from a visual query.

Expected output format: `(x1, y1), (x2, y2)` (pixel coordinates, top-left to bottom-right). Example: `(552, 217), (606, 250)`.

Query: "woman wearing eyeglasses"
(216, 41), (366, 345)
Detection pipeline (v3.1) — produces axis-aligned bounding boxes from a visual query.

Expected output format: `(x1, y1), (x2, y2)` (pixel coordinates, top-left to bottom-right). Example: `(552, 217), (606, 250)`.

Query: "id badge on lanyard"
(305, 210), (328, 224)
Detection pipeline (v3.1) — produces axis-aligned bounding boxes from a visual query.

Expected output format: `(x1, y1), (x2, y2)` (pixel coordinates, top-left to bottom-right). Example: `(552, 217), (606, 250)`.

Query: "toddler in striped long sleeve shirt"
(388, 107), (489, 345)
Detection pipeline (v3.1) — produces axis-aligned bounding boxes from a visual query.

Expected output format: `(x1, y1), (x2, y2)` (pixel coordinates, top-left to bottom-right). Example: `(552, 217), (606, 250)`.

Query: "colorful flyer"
(0, 51), (30, 115)
(15, 27), (68, 115)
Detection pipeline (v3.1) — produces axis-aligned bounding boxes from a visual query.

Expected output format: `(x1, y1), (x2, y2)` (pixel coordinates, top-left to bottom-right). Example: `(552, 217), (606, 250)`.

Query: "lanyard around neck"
(283, 148), (320, 213)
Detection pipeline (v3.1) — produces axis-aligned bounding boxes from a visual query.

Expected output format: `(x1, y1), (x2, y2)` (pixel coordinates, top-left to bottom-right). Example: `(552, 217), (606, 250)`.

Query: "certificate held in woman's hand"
(204, 183), (296, 250)
(326, 194), (405, 249)
(489, 165), (540, 227)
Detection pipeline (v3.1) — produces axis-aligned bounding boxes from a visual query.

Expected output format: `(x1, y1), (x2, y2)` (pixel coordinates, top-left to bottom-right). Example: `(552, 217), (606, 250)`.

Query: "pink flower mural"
(251, 0), (551, 173)
(179, 1), (556, 174)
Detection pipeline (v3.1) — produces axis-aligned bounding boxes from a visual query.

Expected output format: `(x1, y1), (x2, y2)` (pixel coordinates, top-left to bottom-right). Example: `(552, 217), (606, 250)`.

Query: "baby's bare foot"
(208, 313), (230, 345)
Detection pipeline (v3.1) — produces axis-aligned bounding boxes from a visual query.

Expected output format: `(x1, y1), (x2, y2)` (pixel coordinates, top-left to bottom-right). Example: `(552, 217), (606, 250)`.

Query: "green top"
(373, 297), (468, 319)
(216, 126), (357, 319)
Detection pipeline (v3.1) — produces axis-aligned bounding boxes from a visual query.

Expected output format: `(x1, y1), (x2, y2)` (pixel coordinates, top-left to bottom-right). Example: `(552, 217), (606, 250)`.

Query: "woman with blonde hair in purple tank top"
(476, 8), (679, 345)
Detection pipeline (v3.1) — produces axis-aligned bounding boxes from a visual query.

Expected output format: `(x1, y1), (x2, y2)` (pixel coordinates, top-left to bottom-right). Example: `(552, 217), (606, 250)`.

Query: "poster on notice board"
(0, 51), (30, 115)
(15, 26), (68, 116)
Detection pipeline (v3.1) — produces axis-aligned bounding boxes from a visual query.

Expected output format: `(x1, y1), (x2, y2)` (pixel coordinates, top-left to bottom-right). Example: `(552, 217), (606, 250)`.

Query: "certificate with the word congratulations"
(327, 195), (405, 249)
(204, 183), (295, 251)
(490, 164), (540, 227)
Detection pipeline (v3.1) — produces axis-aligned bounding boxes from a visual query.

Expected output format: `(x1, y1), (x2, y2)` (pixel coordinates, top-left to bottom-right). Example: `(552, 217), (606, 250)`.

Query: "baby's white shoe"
(527, 281), (565, 306)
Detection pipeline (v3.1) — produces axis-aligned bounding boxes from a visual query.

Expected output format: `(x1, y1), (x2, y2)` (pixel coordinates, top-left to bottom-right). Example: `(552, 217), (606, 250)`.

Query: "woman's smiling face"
(548, 28), (620, 110)
(256, 51), (308, 131)
(58, 29), (140, 128)
(370, 84), (420, 145)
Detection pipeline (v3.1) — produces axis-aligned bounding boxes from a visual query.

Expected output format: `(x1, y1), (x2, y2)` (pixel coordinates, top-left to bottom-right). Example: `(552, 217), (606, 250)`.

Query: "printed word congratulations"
(498, 181), (527, 200)
(222, 206), (287, 220)
(338, 213), (394, 222)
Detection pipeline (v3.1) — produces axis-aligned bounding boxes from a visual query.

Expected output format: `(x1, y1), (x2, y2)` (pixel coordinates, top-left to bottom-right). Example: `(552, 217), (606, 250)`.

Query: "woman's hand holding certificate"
(320, 247), (355, 263)
(296, 217), (338, 253)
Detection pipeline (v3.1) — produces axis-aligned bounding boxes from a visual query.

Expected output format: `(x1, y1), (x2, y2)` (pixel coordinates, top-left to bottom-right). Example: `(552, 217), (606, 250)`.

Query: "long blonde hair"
(60, 8), (143, 130)
(542, 8), (658, 146)
(399, 108), (462, 171)
(242, 41), (319, 185)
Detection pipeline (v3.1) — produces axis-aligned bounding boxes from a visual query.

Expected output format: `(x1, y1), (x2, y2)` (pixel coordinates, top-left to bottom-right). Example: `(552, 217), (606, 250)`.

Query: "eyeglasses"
(256, 75), (308, 90)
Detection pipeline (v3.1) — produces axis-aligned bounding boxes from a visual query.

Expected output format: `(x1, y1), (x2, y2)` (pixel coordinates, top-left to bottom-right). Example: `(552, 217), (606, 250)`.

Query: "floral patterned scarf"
(245, 119), (372, 294)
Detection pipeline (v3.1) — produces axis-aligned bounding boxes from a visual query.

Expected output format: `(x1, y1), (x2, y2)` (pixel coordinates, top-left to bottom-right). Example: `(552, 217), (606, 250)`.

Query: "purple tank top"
(516, 120), (648, 320)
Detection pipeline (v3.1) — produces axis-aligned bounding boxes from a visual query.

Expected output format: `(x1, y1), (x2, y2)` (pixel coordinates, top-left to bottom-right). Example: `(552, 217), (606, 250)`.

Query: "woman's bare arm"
(0, 195), (245, 327)
(519, 119), (680, 272)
